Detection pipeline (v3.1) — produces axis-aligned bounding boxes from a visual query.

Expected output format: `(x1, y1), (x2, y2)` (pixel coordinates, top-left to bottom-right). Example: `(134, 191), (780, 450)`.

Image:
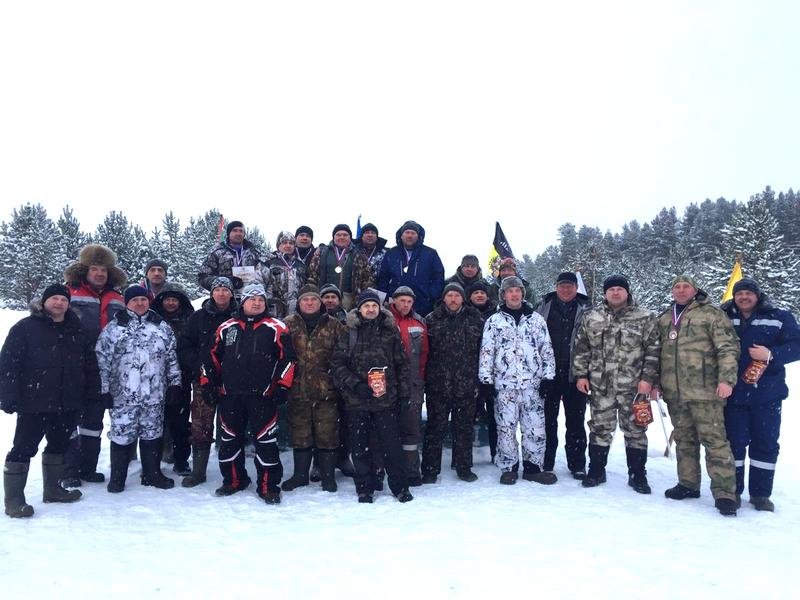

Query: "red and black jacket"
(204, 310), (296, 398)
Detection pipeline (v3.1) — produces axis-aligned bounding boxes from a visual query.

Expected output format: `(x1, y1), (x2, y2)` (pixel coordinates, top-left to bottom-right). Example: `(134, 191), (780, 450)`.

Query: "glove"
(1, 398), (16, 415)
(355, 382), (372, 400)
(165, 385), (183, 406)
(270, 386), (290, 405)
(100, 392), (114, 409)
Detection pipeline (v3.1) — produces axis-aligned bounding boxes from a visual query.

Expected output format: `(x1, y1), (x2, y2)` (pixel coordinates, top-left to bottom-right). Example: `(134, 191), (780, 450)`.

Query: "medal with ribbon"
(334, 245), (348, 274)
(670, 305), (687, 340)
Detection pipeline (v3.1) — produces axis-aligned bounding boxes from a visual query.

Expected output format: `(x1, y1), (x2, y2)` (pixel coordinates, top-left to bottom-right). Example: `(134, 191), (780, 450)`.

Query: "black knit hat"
(467, 281), (490, 296)
(442, 282), (465, 300)
(226, 220), (244, 236)
(124, 285), (149, 305)
(295, 225), (314, 239)
(332, 224), (352, 238)
(145, 259), (168, 276)
(356, 289), (381, 308)
(461, 254), (480, 267)
(603, 274), (630, 294)
(320, 283), (342, 300)
(42, 283), (71, 304)
(733, 277), (762, 298)
(361, 223), (378, 235)
(556, 272), (578, 285)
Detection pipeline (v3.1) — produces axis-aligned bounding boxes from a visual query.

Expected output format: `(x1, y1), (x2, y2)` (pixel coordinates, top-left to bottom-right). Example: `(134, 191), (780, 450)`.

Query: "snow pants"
(725, 399), (781, 498)
(64, 398), (106, 478)
(109, 394), (165, 445)
(189, 381), (217, 446)
(164, 384), (191, 465)
(495, 387), (546, 472)
(6, 411), (78, 463)
(288, 397), (339, 450)
(218, 394), (282, 495)
(422, 391), (475, 475)
(587, 389), (647, 450)
(667, 398), (736, 501)
(542, 375), (587, 472)
(347, 408), (407, 495)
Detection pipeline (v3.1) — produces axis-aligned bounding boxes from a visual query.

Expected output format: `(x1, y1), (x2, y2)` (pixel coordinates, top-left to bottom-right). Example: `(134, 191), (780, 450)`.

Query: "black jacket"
(0, 304), (100, 414)
(425, 303), (484, 397)
(178, 297), (238, 380)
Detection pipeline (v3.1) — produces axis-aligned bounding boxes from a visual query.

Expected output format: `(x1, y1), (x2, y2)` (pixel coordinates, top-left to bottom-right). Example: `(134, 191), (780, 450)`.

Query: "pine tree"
(0, 204), (64, 308)
(56, 205), (90, 265)
(94, 211), (150, 284)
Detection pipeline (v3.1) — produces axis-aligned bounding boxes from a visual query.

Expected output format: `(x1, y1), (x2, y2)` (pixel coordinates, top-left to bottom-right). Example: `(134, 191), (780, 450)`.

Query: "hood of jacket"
(394, 221), (426, 247)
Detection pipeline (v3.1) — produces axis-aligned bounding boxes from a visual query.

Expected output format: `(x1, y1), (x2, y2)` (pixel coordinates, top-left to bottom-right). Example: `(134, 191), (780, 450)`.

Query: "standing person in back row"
(307, 224), (373, 311)
(535, 272), (591, 479)
(657, 275), (740, 517)
(721, 278), (800, 512)
(377, 221), (445, 318)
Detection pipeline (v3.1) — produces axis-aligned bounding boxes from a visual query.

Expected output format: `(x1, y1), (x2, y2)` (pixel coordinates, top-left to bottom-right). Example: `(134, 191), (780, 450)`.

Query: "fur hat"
(64, 244), (127, 289)
(498, 257), (517, 274)
(500, 276), (525, 298)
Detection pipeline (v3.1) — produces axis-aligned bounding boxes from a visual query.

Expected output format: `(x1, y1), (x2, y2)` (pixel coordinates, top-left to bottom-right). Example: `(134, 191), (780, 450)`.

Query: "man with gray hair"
(479, 276), (556, 485)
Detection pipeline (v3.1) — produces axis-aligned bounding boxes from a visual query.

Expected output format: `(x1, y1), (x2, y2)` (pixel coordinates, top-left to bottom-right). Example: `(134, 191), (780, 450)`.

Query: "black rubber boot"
(404, 450), (422, 486)
(282, 448), (313, 491)
(79, 435), (105, 482)
(139, 439), (175, 489)
(337, 446), (355, 477)
(42, 454), (82, 503)
(750, 496), (775, 512)
(317, 449), (338, 493)
(107, 442), (132, 493)
(625, 447), (651, 494)
(582, 444), (609, 488)
(4, 461), (34, 518)
(162, 429), (174, 464)
(309, 448), (321, 482)
(181, 444), (211, 488)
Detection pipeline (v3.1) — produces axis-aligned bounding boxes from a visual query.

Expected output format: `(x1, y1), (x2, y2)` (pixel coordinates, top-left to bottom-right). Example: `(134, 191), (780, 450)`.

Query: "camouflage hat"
(297, 284), (321, 301)
(671, 274), (699, 289)
(276, 230), (295, 246)
(210, 276), (234, 292)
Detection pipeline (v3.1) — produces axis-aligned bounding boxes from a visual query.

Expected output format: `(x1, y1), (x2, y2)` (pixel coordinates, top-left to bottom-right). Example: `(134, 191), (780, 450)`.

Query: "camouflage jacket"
(307, 243), (373, 296)
(425, 304), (484, 397)
(330, 308), (410, 411)
(657, 291), (740, 402)
(265, 251), (308, 318)
(572, 300), (660, 397)
(197, 239), (274, 294)
(284, 311), (346, 404)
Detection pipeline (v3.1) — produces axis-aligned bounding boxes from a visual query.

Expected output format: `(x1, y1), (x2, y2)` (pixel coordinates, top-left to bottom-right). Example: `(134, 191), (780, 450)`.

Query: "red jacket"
(389, 304), (429, 380)
(68, 282), (125, 341)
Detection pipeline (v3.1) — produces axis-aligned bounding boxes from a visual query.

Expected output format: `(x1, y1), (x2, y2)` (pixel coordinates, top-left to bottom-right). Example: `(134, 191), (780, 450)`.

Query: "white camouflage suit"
(96, 309), (181, 444)
(479, 304), (556, 472)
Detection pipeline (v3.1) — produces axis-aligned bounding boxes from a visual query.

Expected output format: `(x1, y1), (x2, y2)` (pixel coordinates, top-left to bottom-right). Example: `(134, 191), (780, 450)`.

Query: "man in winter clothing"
(330, 290), (414, 503)
(141, 258), (168, 301)
(205, 283), (296, 504)
(97, 285), (182, 493)
(421, 283), (483, 483)
(294, 225), (316, 268)
(265, 230), (308, 318)
(307, 224), (373, 310)
(354, 222), (388, 280)
(1, 284), (97, 517)
(197, 220), (274, 297)
(177, 277), (239, 487)
(488, 257), (534, 303)
(468, 280), (499, 462)
(468, 281), (497, 320)
(657, 275), (740, 516)
(479, 276), (557, 485)
(721, 278), (800, 512)
(535, 272), (591, 479)
(282, 285), (347, 493)
(388, 286), (429, 486)
(572, 275), (660, 492)
(376, 220), (445, 318)
(152, 283), (195, 476)
(62, 243), (126, 487)
(445, 254), (488, 293)
(321, 283), (347, 323)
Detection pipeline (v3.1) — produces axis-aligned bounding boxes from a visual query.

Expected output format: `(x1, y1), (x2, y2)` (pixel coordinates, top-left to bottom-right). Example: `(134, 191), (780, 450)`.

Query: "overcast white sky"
(1, 1), (798, 271)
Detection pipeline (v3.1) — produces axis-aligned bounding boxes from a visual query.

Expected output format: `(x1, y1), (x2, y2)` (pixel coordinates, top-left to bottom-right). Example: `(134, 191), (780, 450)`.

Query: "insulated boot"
(78, 435), (105, 482)
(258, 489), (281, 504)
(107, 441), (132, 493)
(281, 448), (313, 492)
(582, 444), (609, 488)
(371, 468), (385, 492)
(162, 429), (174, 464)
(215, 479), (251, 496)
(317, 449), (338, 493)
(357, 493), (374, 503)
(337, 447), (355, 477)
(664, 483), (700, 500)
(4, 461), (34, 518)
(395, 489), (414, 503)
(404, 449), (422, 486)
(181, 444), (211, 488)
(750, 496), (775, 512)
(457, 469), (479, 482)
(625, 447), (651, 494)
(421, 473), (437, 484)
(500, 471), (518, 485)
(309, 449), (321, 482)
(42, 454), (82, 503)
(522, 461), (557, 485)
(715, 498), (738, 516)
(139, 438), (175, 489)
(571, 470), (587, 481)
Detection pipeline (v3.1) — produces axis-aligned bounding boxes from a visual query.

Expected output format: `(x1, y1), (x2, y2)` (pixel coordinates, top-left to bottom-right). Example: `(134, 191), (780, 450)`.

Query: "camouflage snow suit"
(265, 251), (308, 318)
(657, 291), (740, 500)
(284, 311), (346, 450)
(307, 243), (373, 311)
(572, 299), (660, 449)
(479, 303), (556, 472)
(96, 309), (181, 445)
(197, 239), (274, 297)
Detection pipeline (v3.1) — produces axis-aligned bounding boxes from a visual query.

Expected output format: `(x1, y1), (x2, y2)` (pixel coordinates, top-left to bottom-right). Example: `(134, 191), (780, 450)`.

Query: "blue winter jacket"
(722, 296), (800, 404)
(376, 222), (445, 317)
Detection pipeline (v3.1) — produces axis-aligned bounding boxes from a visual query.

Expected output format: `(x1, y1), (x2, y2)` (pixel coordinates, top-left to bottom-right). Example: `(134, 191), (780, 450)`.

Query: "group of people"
(2, 219), (798, 518)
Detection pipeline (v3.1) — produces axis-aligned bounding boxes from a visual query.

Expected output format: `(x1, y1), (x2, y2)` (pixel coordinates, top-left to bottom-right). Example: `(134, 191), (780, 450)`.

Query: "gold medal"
(335, 266), (343, 274)
(669, 329), (678, 340)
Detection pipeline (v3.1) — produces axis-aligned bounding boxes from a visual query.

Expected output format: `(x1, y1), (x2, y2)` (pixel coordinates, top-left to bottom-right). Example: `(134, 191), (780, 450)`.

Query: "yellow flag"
(721, 260), (743, 303)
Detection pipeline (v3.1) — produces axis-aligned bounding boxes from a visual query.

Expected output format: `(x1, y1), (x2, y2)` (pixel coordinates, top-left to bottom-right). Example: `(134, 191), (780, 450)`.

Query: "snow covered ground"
(0, 307), (797, 599)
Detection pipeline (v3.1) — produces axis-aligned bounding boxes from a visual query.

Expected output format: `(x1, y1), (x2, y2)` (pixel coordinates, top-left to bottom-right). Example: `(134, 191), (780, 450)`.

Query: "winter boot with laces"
(664, 483), (701, 500)
(42, 454), (82, 503)
(4, 461), (34, 518)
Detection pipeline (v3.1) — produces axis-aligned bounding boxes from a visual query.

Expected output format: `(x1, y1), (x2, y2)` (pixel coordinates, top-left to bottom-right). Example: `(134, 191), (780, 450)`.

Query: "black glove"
(270, 386), (290, 405)
(165, 385), (183, 406)
(355, 382), (372, 400)
(230, 276), (244, 289)
(100, 392), (114, 409)
(0, 398), (16, 415)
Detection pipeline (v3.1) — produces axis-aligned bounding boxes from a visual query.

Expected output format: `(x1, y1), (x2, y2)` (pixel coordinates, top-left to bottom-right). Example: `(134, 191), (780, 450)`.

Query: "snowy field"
(0, 307), (797, 599)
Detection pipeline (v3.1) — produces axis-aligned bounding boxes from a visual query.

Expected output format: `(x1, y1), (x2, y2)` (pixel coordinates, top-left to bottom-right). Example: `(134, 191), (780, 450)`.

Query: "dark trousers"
(64, 399), (106, 476)
(7, 411), (78, 463)
(190, 381), (217, 446)
(725, 399), (781, 497)
(347, 408), (407, 495)
(542, 376), (587, 472)
(164, 389), (191, 464)
(422, 392), (475, 475)
(483, 389), (498, 459)
(218, 394), (283, 494)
